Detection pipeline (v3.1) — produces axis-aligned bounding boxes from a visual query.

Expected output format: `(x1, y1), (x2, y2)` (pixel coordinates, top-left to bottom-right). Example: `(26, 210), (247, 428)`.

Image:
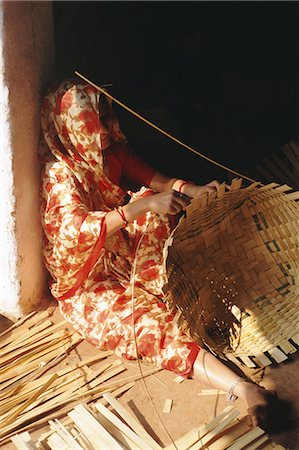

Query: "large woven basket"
(163, 179), (299, 368)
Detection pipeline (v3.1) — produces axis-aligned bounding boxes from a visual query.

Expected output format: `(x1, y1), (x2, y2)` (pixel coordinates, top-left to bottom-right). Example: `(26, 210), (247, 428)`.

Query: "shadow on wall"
(53, 1), (298, 184)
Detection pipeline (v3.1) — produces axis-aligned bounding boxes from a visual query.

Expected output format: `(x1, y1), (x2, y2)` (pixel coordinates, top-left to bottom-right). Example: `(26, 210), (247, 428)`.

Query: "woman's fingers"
(172, 191), (192, 210)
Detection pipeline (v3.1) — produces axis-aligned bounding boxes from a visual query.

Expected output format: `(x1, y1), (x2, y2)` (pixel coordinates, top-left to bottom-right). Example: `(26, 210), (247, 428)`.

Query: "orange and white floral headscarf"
(41, 79), (127, 206)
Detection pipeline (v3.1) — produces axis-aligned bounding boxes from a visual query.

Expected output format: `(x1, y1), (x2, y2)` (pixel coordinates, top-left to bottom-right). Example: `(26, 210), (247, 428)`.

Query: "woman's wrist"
(122, 197), (152, 222)
(172, 179), (194, 195)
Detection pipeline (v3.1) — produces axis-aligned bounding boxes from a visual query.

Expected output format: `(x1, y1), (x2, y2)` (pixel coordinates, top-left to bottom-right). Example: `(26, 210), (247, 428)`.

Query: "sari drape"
(40, 79), (200, 376)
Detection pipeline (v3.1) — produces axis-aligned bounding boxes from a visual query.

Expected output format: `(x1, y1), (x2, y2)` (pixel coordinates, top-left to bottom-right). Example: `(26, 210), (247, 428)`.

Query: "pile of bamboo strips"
(0, 310), (158, 445)
(11, 399), (285, 450)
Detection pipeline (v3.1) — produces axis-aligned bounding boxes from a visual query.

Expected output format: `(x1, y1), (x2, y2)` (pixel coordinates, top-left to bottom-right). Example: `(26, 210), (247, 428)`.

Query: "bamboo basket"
(163, 179), (299, 368)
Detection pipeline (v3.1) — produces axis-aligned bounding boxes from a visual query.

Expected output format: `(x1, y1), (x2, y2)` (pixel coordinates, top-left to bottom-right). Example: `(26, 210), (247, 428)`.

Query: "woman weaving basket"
(40, 79), (278, 430)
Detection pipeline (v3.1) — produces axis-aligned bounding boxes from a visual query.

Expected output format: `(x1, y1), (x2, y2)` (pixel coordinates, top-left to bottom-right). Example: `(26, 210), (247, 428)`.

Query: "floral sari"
(40, 79), (200, 376)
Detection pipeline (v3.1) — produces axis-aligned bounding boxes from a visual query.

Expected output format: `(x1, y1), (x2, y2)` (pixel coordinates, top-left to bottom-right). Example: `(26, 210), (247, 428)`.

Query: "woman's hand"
(145, 190), (192, 215)
(182, 180), (223, 199)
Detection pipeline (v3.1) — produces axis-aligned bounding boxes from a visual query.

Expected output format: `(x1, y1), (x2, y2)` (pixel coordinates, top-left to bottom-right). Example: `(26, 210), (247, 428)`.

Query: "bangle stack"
(115, 206), (128, 228)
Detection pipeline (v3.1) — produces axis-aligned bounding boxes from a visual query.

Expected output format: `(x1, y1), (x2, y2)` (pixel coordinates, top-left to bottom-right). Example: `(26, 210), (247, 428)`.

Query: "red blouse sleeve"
(107, 142), (156, 187)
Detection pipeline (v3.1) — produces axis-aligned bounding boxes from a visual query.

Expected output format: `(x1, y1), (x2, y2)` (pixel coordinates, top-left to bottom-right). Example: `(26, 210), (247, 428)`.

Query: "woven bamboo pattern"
(163, 179), (299, 366)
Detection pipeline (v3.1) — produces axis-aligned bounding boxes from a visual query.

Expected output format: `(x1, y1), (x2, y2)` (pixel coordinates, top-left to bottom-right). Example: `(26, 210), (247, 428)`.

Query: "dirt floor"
(1, 307), (299, 450)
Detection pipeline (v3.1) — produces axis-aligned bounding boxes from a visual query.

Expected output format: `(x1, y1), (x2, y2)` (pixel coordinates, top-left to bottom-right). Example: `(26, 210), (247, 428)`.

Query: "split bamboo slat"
(0, 309), (139, 445)
(163, 179), (299, 367)
(12, 402), (286, 450)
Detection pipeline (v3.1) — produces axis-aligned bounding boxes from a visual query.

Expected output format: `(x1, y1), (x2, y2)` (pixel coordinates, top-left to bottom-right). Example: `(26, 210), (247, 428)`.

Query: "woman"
(40, 79), (277, 429)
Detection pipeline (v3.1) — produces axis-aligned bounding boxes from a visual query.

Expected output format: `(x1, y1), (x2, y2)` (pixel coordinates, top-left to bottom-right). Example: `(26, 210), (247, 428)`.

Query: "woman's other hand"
(186, 180), (220, 199)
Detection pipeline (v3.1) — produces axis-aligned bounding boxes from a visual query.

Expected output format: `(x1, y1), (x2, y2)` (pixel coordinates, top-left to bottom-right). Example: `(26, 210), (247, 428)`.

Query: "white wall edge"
(0, 4), (22, 321)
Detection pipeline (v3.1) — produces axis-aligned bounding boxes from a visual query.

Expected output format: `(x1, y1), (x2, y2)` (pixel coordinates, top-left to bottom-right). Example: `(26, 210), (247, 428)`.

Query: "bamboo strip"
(198, 389), (226, 396)
(33, 382), (136, 448)
(291, 332), (299, 346)
(93, 413), (138, 450)
(68, 408), (116, 450)
(68, 428), (94, 450)
(164, 409), (236, 450)
(278, 339), (297, 354)
(0, 311), (41, 340)
(70, 404), (125, 450)
(0, 367), (91, 413)
(0, 327), (30, 350)
(2, 359), (95, 403)
(244, 434), (270, 450)
(95, 401), (149, 450)
(0, 373), (58, 429)
(0, 320), (54, 353)
(163, 399), (173, 413)
(62, 365), (126, 403)
(165, 406), (237, 450)
(225, 427), (265, 450)
(0, 329), (75, 367)
(5, 318), (67, 350)
(60, 350), (114, 370)
(173, 375), (185, 384)
(285, 191), (299, 201)
(48, 419), (85, 450)
(98, 367), (161, 391)
(10, 431), (38, 450)
(0, 345), (71, 394)
(47, 432), (71, 450)
(164, 428), (200, 450)
(268, 347), (288, 363)
(103, 392), (163, 450)
(206, 420), (251, 450)
(3, 389), (108, 444)
(0, 333), (81, 385)
(0, 367), (126, 442)
(187, 410), (240, 450)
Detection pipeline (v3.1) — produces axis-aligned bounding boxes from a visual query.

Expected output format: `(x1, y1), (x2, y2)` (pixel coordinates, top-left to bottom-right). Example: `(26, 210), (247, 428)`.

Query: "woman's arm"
(105, 189), (191, 237)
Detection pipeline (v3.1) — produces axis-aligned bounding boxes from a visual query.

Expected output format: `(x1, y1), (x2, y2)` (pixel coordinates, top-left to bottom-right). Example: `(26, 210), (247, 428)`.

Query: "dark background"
(53, 1), (299, 185)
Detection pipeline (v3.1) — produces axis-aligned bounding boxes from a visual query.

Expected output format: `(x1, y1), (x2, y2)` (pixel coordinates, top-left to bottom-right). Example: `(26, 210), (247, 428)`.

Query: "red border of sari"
(56, 218), (107, 301)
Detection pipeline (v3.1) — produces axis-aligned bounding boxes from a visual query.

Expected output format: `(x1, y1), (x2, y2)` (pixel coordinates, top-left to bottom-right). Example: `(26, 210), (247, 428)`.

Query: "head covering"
(41, 79), (127, 204)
